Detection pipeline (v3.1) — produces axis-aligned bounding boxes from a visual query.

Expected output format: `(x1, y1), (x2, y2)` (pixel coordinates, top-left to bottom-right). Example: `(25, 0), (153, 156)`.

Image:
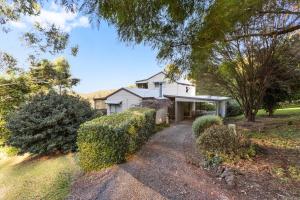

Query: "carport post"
(215, 101), (220, 116)
(175, 100), (178, 122)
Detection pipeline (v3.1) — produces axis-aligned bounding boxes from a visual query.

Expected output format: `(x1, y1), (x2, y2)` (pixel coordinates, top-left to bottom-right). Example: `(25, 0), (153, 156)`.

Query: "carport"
(164, 95), (230, 122)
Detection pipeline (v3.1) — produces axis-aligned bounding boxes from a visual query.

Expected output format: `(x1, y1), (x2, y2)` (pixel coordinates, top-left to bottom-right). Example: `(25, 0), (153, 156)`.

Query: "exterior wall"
(106, 90), (142, 115)
(94, 99), (106, 110)
(156, 107), (168, 124)
(136, 72), (196, 97)
(177, 84), (196, 96)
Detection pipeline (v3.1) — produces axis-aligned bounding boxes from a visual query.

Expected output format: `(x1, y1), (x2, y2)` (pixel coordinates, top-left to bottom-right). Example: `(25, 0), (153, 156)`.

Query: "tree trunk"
(244, 107), (256, 122)
(268, 108), (274, 117)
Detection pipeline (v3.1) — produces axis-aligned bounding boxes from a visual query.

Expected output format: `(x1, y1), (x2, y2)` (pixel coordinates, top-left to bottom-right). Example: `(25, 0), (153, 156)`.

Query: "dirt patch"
(220, 116), (300, 199)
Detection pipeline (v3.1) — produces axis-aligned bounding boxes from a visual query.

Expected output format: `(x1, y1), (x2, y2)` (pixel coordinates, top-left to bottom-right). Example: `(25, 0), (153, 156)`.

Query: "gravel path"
(68, 122), (237, 200)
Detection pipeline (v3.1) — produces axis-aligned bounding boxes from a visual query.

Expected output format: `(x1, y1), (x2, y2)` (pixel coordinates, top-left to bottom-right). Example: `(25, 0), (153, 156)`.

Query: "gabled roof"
(135, 71), (195, 86)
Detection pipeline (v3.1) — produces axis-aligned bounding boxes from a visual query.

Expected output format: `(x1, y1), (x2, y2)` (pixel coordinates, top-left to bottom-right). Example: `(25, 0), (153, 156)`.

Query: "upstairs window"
(186, 87), (189, 93)
(137, 83), (148, 89)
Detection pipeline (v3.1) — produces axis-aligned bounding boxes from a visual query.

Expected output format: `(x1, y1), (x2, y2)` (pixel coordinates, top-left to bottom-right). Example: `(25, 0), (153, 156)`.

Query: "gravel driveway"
(68, 122), (237, 200)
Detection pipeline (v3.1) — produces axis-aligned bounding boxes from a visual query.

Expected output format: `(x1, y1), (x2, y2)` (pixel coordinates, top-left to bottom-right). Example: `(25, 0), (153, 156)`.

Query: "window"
(137, 83), (148, 89)
(110, 104), (120, 114)
(186, 87), (189, 93)
(154, 82), (160, 88)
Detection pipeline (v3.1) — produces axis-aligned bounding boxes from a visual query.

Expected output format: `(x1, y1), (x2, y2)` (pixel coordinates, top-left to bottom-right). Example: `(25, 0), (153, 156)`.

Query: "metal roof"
(164, 95), (230, 102)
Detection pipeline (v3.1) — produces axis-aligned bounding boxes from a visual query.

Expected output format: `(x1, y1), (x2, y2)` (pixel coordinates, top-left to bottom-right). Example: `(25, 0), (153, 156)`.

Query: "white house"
(94, 71), (230, 122)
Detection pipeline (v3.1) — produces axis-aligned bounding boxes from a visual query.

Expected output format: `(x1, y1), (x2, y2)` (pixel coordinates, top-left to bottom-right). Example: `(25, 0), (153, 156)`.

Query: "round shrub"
(197, 125), (241, 155)
(226, 100), (243, 117)
(7, 91), (94, 155)
(192, 115), (223, 137)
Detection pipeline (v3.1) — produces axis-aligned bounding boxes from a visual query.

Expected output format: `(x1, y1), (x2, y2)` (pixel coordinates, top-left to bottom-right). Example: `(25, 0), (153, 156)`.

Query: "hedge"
(77, 108), (156, 171)
(192, 115), (223, 137)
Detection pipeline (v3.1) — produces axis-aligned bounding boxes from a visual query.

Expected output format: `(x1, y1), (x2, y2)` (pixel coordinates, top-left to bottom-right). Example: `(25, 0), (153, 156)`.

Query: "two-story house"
(93, 71), (229, 122)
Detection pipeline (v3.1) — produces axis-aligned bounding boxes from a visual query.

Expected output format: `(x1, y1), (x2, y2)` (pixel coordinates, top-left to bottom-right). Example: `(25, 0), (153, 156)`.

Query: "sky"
(0, 2), (165, 94)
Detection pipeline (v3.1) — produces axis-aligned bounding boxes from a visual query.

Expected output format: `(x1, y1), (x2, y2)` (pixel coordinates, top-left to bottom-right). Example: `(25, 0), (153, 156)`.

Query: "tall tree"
(69, 0), (300, 121)
(28, 57), (79, 94)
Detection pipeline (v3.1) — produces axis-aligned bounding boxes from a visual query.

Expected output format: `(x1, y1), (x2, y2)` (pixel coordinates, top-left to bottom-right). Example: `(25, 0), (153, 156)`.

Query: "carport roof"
(164, 95), (230, 102)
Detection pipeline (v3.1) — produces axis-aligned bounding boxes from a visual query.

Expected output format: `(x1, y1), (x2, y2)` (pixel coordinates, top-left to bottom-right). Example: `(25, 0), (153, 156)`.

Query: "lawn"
(0, 153), (81, 200)
(226, 107), (300, 198)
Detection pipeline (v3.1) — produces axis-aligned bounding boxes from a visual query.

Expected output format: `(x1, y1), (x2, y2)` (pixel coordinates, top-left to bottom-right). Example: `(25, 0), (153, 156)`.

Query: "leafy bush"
(0, 116), (10, 144)
(77, 108), (156, 172)
(7, 91), (94, 155)
(197, 125), (241, 154)
(197, 125), (256, 161)
(192, 115), (223, 137)
(226, 100), (243, 117)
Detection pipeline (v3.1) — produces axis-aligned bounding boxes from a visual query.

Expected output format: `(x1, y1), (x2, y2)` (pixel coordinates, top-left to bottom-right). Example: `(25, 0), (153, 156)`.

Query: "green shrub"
(77, 108), (155, 172)
(197, 102), (216, 111)
(7, 91), (94, 155)
(197, 125), (241, 155)
(197, 125), (256, 161)
(192, 115), (223, 137)
(226, 100), (243, 117)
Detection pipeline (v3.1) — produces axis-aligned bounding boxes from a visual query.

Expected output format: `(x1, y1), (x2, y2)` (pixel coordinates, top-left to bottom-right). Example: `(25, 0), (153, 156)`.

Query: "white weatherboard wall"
(106, 90), (142, 115)
(137, 72), (196, 97)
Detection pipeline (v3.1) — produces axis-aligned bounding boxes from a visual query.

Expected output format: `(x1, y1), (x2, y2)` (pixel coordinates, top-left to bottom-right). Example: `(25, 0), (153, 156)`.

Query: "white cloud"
(10, 3), (90, 32)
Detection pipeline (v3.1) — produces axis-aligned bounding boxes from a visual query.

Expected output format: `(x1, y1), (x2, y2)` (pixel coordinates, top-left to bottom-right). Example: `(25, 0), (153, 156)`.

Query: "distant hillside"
(79, 89), (116, 104)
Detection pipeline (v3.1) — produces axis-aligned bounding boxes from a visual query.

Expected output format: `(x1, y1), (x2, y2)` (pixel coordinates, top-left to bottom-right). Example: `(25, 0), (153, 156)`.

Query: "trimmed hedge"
(192, 115), (223, 137)
(77, 108), (156, 171)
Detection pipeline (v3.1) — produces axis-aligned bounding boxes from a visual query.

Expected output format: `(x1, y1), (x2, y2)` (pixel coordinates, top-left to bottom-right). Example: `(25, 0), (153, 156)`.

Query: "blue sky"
(0, 2), (164, 94)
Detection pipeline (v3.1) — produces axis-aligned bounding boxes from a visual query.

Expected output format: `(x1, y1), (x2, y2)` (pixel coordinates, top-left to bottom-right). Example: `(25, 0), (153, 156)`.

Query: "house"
(93, 71), (230, 122)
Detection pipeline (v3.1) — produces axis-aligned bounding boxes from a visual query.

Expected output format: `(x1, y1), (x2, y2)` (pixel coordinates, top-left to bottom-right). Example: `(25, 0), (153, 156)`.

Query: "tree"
(0, 1), (78, 74)
(262, 37), (300, 115)
(53, 57), (80, 95)
(62, 0), (298, 121)
(7, 91), (94, 155)
(28, 57), (79, 94)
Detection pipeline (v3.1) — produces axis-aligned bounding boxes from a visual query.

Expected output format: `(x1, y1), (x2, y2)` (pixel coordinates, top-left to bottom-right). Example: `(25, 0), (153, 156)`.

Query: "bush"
(77, 108), (155, 172)
(192, 115), (223, 137)
(197, 125), (241, 155)
(226, 100), (243, 117)
(7, 91), (94, 155)
(197, 125), (256, 161)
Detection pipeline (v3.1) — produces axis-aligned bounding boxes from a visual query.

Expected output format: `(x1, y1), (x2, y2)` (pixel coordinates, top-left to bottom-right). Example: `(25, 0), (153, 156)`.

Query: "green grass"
(0, 154), (80, 200)
(227, 107), (300, 121)
(257, 107), (300, 117)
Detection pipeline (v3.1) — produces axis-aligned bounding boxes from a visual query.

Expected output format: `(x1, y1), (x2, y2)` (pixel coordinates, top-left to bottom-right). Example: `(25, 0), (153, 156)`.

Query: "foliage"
(192, 115), (222, 138)
(226, 100), (243, 117)
(7, 92), (94, 155)
(196, 102), (216, 111)
(0, 154), (80, 200)
(197, 125), (256, 161)
(63, 0), (300, 122)
(77, 108), (156, 171)
(0, 1), (78, 67)
(197, 125), (241, 154)
(28, 57), (80, 94)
